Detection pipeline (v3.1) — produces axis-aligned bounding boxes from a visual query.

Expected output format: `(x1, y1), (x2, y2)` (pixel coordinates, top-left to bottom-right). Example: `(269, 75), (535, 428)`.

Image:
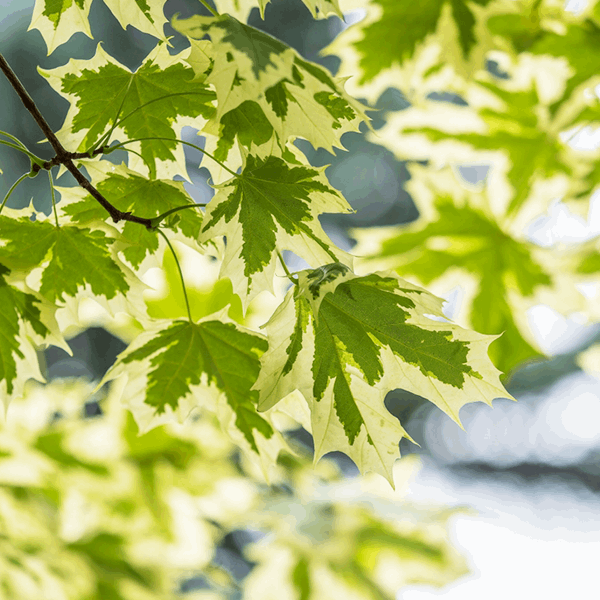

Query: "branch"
(0, 53), (65, 156)
(0, 52), (153, 228)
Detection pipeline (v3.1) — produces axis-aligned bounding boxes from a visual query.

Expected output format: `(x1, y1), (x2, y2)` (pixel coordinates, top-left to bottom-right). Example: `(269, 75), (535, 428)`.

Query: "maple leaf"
(103, 0), (169, 43)
(244, 500), (470, 599)
(171, 13), (369, 158)
(0, 264), (50, 407)
(28, 0), (93, 55)
(29, 0), (169, 54)
(254, 265), (512, 484)
(488, 12), (600, 112)
(40, 44), (215, 179)
(354, 195), (557, 376)
(212, 0), (343, 21)
(0, 216), (130, 303)
(60, 163), (203, 269)
(98, 316), (289, 478)
(199, 154), (354, 307)
(374, 79), (581, 217)
(324, 0), (496, 98)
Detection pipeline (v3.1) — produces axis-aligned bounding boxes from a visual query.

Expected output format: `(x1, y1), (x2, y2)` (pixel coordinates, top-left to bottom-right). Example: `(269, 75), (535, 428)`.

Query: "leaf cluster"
(2, 0), (596, 595)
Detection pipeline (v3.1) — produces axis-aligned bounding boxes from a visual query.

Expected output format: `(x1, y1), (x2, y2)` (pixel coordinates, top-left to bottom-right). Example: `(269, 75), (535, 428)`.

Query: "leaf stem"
(0, 172), (29, 214)
(48, 170), (59, 227)
(157, 229), (194, 323)
(88, 75), (134, 155)
(0, 130), (27, 149)
(87, 92), (215, 154)
(0, 139), (45, 165)
(110, 137), (238, 177)
(198, 0), (219, 16)
(113, 144), (154, 174)
(277, 250), (298, 284)
(148, 203), (207, 230)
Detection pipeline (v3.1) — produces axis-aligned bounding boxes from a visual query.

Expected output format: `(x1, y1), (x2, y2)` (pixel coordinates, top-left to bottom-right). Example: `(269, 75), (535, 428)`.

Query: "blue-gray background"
(2, 0), (600, 596)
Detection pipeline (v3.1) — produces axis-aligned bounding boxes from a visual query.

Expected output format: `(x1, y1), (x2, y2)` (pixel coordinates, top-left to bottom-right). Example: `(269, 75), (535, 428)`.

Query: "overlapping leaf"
(324, 0), (498, 102)
(171, 13), (369, 162)
(255, 264), (511, 484)
(29, 0), (169, 54)
(0, 264), (50, 411)
(488, 8), (600, 112)
(0, 215), (130, 303)
(60, 163), (203, 268)
(103, 0), (169, 43)
(199, 154), (354, 307)
(213, 0), (343, 21)
(352, 189), (558, 376)
(0, 377), (221, 599)
(99, 316), (289, 477)
(372, 78), (584, 217)
(40, 44), (215, 179)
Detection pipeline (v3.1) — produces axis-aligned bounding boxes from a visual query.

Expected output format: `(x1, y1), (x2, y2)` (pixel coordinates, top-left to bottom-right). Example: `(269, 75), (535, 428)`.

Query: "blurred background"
(2, 0), (600, 597)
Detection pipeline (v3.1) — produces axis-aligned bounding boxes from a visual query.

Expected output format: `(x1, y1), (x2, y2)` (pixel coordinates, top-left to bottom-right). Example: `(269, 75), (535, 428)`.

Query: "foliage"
(0, 0), (598, 596)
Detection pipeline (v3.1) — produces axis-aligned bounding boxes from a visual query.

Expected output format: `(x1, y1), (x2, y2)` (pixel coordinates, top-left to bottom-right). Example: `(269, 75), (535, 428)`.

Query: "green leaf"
(576, 237), (600, 275)
(40, 44), (215, 179)
(213, 100), (275, 163)
(255, 266), (511, 484)
(489, 15), (600, 113)
(171, 14), (369, 158)
(0, 216), (130, 303)
(103, 0), (169, 43)
(100, 317), (288, 472)
(67, 533), (149, 586)
(200, 154), (354, 306)
(383, 80), (577, 217)
(60, 163), (203, 268)
(326, 0), (494, 87)
(29, 0), (92, 54)
(245, 490), (470, 597)
(213, 0), (343, 21)
(0, 264), (49, 399)
(352, 182), (556, 376)
(30, 0), (170, 54)
(34, 430), (110, 475)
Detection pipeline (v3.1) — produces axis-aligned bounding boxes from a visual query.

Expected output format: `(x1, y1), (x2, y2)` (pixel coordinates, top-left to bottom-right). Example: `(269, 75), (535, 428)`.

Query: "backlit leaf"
(171, 13), (369, 159)
(199, 154), (354, 307)
(0, 216), (130, 303)
(324, 0), (496, 99)
(40, 44), (215, 179)
(60, 163), (203, 269)
(255, 265), (512, 484)
(99, 315), (289, 477)
(373, 79), (579, 217)
(29, 0), (92, 54)
(213, 0), (343, 20)
(0, 264), (49, 409)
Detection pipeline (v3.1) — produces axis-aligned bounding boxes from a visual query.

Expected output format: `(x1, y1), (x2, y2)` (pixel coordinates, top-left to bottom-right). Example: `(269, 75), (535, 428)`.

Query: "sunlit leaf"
(255, 264), (511, 484)
(200, 154), (354, 306)
(40, 44), (215, 179)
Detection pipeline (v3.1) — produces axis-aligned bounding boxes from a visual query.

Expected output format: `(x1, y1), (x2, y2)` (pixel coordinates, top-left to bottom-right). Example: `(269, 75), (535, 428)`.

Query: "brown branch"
(0, 52), (153, 228)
